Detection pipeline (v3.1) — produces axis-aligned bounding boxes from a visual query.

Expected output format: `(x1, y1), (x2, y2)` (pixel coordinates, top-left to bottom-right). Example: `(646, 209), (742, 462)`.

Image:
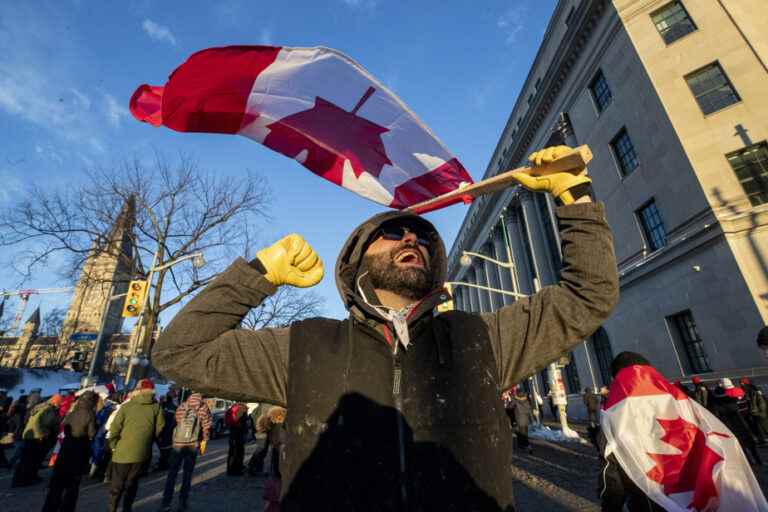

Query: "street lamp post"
(124, 251), (206, 385)
(80, 286), (128, 389)
(456, 250), (580, 440)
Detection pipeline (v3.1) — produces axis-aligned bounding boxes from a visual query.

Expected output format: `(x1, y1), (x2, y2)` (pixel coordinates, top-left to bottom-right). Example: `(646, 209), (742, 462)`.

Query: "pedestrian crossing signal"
(122, 280), (147, 317)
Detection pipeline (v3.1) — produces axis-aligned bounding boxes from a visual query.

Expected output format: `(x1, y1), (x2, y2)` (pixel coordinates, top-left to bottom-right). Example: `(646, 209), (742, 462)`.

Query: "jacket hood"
(334, 210), (448, 322)
(74, 391), (98, 411)
(132, 389), (156, 405)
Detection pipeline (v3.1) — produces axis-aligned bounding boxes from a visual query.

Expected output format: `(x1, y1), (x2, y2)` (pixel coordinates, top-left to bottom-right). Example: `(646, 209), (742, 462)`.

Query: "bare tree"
(41, 307), (66, 337)
(0, 152), (273, 373)
(241, 286), (325, 330)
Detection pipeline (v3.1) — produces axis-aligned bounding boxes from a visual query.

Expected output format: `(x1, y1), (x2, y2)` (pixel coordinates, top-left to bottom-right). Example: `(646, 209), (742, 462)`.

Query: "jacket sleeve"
(152, 258), (290, 406)
(155, 406), (165, 438)
(108, 407), (125, 448)
(483, 202), (619, 389)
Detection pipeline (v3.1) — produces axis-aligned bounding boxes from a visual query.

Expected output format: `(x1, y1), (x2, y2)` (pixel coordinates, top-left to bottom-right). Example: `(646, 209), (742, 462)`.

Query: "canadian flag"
(602, 365), (768, 511)
(129, 45), (473, 212)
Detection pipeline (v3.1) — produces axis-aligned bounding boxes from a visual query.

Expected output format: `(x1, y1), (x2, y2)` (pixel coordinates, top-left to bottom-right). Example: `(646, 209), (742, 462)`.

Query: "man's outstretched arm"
(484, 146), (620, 388)
(153, 234), (324, 405)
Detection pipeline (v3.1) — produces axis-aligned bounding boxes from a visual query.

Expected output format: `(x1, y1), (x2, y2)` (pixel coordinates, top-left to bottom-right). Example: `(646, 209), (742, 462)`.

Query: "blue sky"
(0, 0), (556, 324)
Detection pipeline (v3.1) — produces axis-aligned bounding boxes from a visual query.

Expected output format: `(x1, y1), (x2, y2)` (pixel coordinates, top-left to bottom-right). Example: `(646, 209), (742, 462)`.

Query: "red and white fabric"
(601, 365), (768, 511)
(130, 45), (473, 212)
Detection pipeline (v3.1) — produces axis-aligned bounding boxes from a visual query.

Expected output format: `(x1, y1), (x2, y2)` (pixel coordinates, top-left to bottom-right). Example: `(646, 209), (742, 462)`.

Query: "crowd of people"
(0, 380), (286, 512)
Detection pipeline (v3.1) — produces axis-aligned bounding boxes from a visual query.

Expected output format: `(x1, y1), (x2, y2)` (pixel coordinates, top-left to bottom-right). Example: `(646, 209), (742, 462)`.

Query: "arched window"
(590, 327), (614, 386)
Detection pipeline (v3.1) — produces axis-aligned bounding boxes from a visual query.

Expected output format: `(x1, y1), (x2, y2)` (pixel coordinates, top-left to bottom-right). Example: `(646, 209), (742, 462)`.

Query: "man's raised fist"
(256, 234), (324, 288)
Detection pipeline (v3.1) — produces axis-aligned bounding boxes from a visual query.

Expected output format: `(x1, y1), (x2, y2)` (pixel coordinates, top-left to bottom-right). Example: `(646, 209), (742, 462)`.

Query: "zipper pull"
(393, 360), (402, 396)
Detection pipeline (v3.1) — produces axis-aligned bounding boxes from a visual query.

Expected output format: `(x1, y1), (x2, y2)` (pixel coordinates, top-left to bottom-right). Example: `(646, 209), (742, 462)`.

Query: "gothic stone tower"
(15, 307), (40, 367)
(59, 196), (137, 348)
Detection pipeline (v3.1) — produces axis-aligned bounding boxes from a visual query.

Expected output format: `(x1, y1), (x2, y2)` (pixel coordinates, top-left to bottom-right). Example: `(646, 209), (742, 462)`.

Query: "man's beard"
(362, 244), (433, 301)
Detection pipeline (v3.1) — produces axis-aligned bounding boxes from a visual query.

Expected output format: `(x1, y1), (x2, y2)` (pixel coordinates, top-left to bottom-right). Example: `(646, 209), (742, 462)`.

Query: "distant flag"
(130, 45), (473, 212)
(601, 365), (768, 511)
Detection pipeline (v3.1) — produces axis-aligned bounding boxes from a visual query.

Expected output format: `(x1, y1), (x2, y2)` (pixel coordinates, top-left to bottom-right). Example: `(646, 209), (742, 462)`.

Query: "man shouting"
(153, 146), (619, 511)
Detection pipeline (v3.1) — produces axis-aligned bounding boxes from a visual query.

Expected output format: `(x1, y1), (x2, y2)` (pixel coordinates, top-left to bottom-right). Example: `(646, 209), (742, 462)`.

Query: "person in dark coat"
(154, 394), (178, 471)
(90, 396), (116, 480)
(5, 395), (28, 467)
(583, 387), (600, 427)
(740, 377), (768, 446)
(710, 378), (762, 465)
(41, 390), (98, 512)
(691, 376), (710, 409)
(12, 394), (62, 487)
(512, 390), (532, 454)
(152, 145), (619, 511)
(226, 403), (248, 476)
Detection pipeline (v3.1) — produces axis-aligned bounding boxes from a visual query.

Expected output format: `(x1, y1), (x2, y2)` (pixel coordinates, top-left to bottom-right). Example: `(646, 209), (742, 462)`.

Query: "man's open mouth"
(394, 248), (424, 267)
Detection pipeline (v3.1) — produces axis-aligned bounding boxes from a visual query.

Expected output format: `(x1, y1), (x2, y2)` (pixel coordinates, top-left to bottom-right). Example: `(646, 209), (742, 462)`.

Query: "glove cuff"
(554, 175), (593, 205)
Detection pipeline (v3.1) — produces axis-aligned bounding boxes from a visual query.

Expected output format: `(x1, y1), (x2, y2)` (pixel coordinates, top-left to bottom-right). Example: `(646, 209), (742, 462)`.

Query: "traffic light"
(122, 280), (147, 317)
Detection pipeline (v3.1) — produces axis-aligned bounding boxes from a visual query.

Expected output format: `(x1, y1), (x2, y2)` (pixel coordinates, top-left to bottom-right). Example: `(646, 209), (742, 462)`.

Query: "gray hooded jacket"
(153, 201), (618, 511)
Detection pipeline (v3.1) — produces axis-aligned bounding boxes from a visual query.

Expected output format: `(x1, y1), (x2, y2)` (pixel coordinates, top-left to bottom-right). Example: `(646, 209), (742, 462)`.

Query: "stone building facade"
(447, 0), (768, 419)
(0, 197), (138, 374)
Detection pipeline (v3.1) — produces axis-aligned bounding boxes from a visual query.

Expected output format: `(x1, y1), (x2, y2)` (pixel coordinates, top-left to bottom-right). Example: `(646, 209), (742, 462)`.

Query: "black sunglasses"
(374, 222), (433, 248)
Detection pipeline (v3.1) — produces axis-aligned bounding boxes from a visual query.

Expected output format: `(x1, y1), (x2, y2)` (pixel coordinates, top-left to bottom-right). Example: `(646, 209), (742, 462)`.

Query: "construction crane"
(0, 287), (74, 335)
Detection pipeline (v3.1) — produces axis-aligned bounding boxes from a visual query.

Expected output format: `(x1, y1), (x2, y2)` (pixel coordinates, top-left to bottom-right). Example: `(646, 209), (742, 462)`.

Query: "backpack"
(172, 406), (201, 445)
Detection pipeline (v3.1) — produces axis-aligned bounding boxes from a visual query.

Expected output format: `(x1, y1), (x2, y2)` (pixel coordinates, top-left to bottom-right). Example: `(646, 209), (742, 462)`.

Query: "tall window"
(591, 327), (614, 386)
(611, 128), (639, 176)
(668, 311), (712, 373)
(637, 200), (667, 251)
(726, 142), (768, 207)
(685, 63), (740, 115)
(589, 70), (612, 113)
(563, 352), (581, 394)
(651, 1), (696, 44)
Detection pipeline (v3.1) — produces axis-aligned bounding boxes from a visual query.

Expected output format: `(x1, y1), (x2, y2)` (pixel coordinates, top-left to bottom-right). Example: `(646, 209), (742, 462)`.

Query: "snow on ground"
(3, 369), (82, 398)
(528, 424), (589, 444)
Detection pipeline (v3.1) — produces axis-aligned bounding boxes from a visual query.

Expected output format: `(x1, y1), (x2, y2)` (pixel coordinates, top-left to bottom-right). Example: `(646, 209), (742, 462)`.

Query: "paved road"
(3, 423), (768, 511)
(1, 437), (266, 512)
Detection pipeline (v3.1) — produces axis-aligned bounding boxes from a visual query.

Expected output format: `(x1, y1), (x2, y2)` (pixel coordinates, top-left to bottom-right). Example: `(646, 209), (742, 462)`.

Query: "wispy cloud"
(0, 4), (127, 164)
(498, 4), (527, 45)
(104, 93), (129, 128)
(142, 19), (177, 46)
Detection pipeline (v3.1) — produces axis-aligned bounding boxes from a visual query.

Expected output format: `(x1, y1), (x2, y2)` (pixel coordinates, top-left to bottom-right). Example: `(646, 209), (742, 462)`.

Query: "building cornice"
(449, 0), (609, 274)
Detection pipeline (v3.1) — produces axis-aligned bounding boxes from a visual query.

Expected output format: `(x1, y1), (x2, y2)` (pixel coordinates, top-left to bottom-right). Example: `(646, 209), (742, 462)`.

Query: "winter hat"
(720, 378), (734, 389)
(138, 378), (155, 390)
(757, 326), (768, 347)
(48, 393), (63, 407)
(740, 377), (750, 385)
(692, 376), (702, 385)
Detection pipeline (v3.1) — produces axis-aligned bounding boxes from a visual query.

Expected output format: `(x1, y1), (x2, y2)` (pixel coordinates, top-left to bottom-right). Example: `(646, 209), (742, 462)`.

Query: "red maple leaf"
(262, 86), (392, 186)
(646, 417), (729, 511)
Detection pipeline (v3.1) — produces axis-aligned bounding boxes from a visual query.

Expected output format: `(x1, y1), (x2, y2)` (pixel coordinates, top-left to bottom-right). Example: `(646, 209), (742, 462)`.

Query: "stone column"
(492, 220), (517, 307)
(474, 260), (492, 312)
(502, 203), (534, 296)
(466, 268), (480, 313)
(519, 189), (557, 286)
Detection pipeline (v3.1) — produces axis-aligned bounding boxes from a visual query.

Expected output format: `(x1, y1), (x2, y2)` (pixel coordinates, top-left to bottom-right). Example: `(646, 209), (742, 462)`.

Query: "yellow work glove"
(256, 233), (324, 288)
(510, 145), (592, 205)
(199, 440), (207, 456)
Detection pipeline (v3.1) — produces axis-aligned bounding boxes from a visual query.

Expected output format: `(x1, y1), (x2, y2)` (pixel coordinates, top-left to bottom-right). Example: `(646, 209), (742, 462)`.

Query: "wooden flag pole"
(406, 144), (593, 214)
